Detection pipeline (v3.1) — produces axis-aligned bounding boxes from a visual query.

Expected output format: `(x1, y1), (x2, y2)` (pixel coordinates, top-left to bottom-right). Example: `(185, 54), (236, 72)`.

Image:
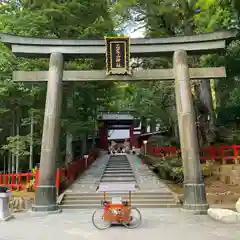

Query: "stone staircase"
(99, 154), (136, 184)
(60, 154), (180, 209)
(61, 191), (179, 209)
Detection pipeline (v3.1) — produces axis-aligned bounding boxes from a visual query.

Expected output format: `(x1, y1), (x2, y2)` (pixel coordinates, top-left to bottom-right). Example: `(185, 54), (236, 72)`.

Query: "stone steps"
(101, 177), (135, 181)
(62, 199), (176, 205)
(61, 191), (180, 209)
(99, 155), (136, 185)
(104, 168), (133, 171)
(61, 203), (180, 209)
(60, 154), (180, 209)
(104, 170), (133, 174)
(64, 193), (175, 201)
(103, 173), (134, 177)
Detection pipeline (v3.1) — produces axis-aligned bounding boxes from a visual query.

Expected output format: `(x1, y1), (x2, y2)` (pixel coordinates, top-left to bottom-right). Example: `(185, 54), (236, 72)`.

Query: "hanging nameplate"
(105, 37), (130, 76)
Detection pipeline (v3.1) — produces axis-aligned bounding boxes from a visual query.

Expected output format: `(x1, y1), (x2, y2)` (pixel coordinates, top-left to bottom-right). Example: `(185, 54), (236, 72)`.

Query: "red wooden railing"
(0, 150), (99, 192)
(146, 144), (240, 164)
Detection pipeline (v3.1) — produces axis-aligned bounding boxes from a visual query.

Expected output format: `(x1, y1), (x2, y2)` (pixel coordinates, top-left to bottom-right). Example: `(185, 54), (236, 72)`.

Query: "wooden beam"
(13, 67), (226, 82)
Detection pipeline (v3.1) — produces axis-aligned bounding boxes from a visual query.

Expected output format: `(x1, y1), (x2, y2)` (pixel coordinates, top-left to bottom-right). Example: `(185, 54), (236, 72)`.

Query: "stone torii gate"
(0, 31), (236, 214)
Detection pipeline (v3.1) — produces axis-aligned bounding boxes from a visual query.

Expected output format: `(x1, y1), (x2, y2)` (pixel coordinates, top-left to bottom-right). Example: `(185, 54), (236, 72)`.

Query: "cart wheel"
(92, 209), (112, 230)
(122, 207), (142, 229)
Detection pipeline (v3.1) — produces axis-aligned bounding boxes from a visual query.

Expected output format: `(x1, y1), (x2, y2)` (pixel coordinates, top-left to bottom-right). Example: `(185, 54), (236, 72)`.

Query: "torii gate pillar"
(174, 50), (208, 214)
(32, 52), (63, 212)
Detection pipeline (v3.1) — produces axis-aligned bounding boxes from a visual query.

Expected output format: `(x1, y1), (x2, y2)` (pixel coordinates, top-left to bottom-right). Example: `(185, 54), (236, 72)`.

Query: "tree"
(112, 0), (240, 144)
(0, 0), (118, 171)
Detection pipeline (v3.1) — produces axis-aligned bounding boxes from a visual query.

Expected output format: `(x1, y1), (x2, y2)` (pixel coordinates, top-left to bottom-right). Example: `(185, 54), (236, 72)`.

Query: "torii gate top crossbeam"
(0, 30), (237, 58)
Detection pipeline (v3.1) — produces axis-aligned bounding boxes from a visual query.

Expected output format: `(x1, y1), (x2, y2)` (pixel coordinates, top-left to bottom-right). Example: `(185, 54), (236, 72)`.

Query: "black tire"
(122, 207), (142, 229)
(92, 209), (111, 230)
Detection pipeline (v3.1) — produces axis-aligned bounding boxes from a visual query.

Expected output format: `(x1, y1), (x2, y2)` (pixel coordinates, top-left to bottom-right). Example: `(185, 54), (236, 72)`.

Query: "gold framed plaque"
(105, 36), (130, 75)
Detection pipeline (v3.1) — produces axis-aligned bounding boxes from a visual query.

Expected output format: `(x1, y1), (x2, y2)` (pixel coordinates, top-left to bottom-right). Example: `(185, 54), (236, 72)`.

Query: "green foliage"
(148, 135), (179, 147)
(201, 160), (214, 177)
(152, 155), (214, 184)
(1, 0), (240, 173)
(194, 0), (234, 33)
(2, 135), (30, 157)
(0, 0), (118, 171)
(112, 0), (240, 140)
(152, 155), (183, 183)
(125, 81), (175, 126)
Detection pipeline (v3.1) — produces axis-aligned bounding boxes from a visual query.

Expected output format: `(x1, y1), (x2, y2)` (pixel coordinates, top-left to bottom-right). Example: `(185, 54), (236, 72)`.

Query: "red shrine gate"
(98, 111), (138, 150)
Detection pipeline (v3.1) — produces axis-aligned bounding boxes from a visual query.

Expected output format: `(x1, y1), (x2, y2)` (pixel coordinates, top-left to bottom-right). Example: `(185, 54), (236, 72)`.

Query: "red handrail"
(145, 144), (240, 164)
(0, 150), (99, 192)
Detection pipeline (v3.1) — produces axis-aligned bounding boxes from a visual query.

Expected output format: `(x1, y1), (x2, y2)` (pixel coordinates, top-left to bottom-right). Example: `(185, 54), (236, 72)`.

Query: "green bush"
(201, 160), (214, 177)
(151, 155), (214, 184)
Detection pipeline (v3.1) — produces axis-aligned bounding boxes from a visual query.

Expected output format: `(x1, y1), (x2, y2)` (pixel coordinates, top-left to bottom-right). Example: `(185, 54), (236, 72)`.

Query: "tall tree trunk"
(92, 123), (96, 148)
(29, 110), (34, 170)
(150, 120), (156, 133)
(92, 108), (97, 148)
(198, 80), (216, 144)
(7, 151), (11, 173)
(174, 123), (179, 138)
(16, 111), (20, 173)
(92, 132), (96, 148)
(141, 117), (147, 134)
(199, 80), (215, 129)
(65, 96), (73, 165)
(3, 155), (6, 173)
(170, 104), (179, 138)
(65, 133), (73, 165)
(81, 133), (87, 156)
(11, 111), (15, 173)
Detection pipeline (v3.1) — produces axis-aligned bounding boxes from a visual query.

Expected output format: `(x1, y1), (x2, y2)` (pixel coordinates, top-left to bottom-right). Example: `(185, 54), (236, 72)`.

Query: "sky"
(128, 27), (145, 38)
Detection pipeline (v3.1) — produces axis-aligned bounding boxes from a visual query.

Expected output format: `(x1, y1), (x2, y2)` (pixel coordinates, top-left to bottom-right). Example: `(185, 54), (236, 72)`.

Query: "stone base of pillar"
(182, 183), (209, 215)
(0, 192), (14, 221)
(32, 185), (61, 213)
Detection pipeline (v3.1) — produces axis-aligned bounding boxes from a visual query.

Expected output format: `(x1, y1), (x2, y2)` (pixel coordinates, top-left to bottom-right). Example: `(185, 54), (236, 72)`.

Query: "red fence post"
(17, 173), (20, 191)
(35, 170), (39, 190)
(56, 169), (60, 195)
(209, 145), (216, 162)
(219, 146), (226, 164)
(233, 144), (239, 164)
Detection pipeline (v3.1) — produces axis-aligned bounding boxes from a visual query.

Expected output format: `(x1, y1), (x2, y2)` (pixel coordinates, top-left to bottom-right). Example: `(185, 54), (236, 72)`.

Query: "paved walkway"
(1, 209), (240, 240)
(127, 154), (172, 193)
(67, 153), (172, 193)
(66, 152), (110, 193)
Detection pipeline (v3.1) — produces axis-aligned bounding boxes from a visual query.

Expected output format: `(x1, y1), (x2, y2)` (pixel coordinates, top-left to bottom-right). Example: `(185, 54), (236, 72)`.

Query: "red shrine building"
(97, 111), (140, 150)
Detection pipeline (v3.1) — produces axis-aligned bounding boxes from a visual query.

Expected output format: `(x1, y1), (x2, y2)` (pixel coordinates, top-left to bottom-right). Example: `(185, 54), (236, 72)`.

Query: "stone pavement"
(1, 209), (240, 240)
(66, 152), (110, 193)
(127, 154), (172, 192)
(61, 154), (179, 208)
(66, 153), (172, 194)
